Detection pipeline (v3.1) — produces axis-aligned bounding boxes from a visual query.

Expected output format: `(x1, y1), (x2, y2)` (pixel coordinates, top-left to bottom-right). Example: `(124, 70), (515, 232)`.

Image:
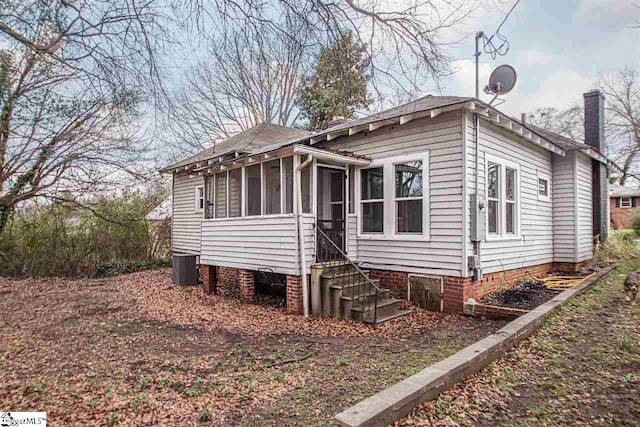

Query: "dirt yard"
(398, 259), (640, 427)
(0, 269), (503, 426)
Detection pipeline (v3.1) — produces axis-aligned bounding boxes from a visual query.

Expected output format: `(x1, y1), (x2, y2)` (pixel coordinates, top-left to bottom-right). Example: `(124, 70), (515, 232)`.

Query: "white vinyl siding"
(199, 215), (315, 275)
(321, 112), (464, 277)
(172, 173), (203, 255)
(576, 153), (594, 261)
(552, 153), (576, 262)
(465, 114), (554, 274)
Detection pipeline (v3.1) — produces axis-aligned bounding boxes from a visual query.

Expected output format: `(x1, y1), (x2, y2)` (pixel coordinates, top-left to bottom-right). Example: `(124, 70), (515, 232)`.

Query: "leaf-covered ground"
(0, 269), (503, 426)
(398, 259), (640, 427)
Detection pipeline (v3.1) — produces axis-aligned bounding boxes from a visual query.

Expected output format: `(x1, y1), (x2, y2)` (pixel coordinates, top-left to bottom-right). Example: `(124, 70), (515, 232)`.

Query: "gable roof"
(160, 123), (312, 173)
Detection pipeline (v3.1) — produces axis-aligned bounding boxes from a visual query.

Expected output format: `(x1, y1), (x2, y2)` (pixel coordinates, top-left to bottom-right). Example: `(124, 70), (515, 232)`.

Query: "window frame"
(194, 184), (205, 213)
(537, 172), (551, 203)
(621, 197), (632, 208)
(356, 151), (430, 241)
(484, 153), (521, 241)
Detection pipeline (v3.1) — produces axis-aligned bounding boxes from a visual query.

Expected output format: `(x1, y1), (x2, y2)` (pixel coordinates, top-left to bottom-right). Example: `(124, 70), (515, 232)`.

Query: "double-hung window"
(621, 197), (632, 208)
(395, 160), (423, 233)
(195, 185), (204, 212)
(358, 152), (429, 239)
(485, 154), (520, 239)
(360, 167), (384, 233)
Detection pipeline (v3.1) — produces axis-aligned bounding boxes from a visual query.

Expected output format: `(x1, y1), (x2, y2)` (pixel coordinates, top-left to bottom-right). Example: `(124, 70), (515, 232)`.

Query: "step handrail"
(314, 223), (380, 324)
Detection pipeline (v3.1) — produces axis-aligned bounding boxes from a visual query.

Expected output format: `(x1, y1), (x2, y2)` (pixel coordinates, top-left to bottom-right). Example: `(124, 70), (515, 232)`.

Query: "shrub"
(94, 259), (171, 278)
(629, 210), (640, 235)
(594, 230), (638, 267)
(0, 186), (170, 278)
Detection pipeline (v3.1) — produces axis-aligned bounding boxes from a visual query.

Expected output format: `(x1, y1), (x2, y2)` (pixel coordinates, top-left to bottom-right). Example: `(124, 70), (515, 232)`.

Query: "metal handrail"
(314, 224), (380, 324)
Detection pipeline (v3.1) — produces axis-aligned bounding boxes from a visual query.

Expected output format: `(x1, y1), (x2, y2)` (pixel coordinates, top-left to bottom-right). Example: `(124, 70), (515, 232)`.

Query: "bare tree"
(600, 68), (640, 185)
(168, 19), (311, 153)
(0, 47), (148, 236)
(526, 68), (640, 186)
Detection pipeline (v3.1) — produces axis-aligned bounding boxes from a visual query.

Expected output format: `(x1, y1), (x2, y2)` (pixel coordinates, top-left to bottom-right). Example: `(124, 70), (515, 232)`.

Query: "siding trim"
(573, 153), (580, 262)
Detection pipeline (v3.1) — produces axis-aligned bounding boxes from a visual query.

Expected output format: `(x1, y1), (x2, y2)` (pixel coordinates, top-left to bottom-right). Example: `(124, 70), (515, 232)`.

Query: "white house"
(160, 91), (610, 324)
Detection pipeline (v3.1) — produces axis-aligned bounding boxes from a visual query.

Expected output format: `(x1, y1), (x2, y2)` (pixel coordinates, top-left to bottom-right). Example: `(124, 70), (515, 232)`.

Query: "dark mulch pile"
(482, 280), (559, 311)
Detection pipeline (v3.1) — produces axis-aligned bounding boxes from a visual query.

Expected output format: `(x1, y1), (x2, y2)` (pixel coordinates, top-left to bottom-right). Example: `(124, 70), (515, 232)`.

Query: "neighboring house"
(145, 197), (172, 222)
(609, 184), (640, 229)
(160, 90), (610, 323)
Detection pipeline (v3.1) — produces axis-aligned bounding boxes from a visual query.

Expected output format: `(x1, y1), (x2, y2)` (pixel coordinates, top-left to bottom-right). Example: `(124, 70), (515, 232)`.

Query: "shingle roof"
(609, 184), (640, 197)
(160, 123), (313, 172)
(161, 94), (609, 173)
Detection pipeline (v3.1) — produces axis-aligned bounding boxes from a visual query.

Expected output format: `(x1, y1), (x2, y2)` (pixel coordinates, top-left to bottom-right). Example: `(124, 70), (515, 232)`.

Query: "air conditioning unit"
(172, 254), (198, 285)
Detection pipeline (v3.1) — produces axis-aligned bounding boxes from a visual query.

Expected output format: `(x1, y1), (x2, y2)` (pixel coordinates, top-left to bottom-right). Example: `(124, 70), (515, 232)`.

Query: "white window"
(621, 197), (632, 208)
(537, 173), (551, 203)
(485, 154), (520, 240)
(194, 185), (204, 212)
(357, 152), (430, 240)
(395, 160), (423, 234)
(360, 167), (384, 233)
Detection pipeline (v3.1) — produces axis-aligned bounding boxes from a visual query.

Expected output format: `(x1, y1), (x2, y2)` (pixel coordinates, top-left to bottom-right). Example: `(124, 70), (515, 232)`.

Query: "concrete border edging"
(335, 266), (617, 427)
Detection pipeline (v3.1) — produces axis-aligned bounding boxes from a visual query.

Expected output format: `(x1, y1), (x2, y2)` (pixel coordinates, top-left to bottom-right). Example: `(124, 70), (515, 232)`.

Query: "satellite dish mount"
(483, 64), (517, 106)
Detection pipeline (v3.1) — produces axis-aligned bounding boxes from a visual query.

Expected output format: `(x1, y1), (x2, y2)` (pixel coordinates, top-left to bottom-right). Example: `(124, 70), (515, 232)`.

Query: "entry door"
(317, 166), (345, 254)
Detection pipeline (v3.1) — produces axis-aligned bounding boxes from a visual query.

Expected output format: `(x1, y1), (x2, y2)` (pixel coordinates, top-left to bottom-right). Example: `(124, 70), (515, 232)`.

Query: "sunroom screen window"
(301, 163), (312, 213)
(246, 164), (261, 216)
(229, 168), (242, 217)
(487, 162), (500, 234)
(395, 161), (423, 233)
(283, 157), (294, 214)
(264, 159), (281, 215)
(361, 167), (384, 233)
(215, 172), (227, 218)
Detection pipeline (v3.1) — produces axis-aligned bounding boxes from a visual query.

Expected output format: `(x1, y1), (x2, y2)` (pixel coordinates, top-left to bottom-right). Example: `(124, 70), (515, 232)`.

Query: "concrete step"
(329, 278), (380, 293)
(363, 309), (412, 325)
(322, 268), (370, 280)
(340, 288), (390, 306)
(351, 298), (403, 322)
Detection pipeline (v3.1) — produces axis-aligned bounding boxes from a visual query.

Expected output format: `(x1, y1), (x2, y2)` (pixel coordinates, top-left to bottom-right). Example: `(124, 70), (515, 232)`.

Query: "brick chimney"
(583, 89), (606, 153)
(583, 89), (608, 243)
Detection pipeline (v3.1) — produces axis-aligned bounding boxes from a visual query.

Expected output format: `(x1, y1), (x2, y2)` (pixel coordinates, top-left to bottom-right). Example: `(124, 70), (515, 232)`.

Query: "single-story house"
(609, 184), (640, 229)
(160, 90), (611, 324)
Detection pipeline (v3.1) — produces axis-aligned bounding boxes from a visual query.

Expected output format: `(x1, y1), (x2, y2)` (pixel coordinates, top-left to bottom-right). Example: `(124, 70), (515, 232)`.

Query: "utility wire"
(482, 0), (521, 59)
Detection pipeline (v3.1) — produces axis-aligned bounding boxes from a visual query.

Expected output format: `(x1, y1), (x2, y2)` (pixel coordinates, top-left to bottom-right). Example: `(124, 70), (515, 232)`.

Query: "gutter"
(295, 154), (313, 317)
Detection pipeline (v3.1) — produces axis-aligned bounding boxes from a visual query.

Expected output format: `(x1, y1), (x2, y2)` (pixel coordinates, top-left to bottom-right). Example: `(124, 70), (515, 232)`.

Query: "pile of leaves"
(482, 279), (557, 311)
(95, 259), (171, 278)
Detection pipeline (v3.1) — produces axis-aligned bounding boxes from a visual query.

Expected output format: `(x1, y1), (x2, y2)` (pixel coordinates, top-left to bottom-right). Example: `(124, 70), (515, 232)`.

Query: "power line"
(482, 0), (521, 59)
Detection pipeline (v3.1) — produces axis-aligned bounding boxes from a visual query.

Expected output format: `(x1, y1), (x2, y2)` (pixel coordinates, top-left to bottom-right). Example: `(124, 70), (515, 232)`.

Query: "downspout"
(296, 154), (313, 317)
(472, 31), (484, 279)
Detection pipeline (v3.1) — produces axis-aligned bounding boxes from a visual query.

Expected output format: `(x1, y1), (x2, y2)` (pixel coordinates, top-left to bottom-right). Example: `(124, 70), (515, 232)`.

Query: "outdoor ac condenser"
(172, 254), (198, 285)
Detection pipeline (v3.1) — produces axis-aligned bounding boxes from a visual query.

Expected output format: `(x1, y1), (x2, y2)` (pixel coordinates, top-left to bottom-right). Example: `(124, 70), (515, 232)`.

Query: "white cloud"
(517, 50), (553, 66)
(450, 60), (594, 116)
(575, 0), (637, 27)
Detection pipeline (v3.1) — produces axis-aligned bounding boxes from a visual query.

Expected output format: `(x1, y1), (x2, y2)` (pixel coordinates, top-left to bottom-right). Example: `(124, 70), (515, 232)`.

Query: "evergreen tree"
(298, 33), (371, 130)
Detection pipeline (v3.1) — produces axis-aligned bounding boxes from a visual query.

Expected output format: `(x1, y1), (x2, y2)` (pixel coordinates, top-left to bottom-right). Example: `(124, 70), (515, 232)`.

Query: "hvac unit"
(172, 254), (198, 285)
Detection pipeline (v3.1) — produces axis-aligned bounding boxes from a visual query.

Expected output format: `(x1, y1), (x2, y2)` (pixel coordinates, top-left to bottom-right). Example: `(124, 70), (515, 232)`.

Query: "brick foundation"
(371, 261), (589, 315)
(238, 269), (255, 302)
(286, 275), (304, 314)
(201, 265), (216, 295)
(367, 270), (409, 298)
(218, 266), (239, 290)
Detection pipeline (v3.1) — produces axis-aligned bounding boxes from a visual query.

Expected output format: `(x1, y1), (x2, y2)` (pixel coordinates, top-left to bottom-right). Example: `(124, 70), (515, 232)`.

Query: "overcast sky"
(441, 0), (640, 116)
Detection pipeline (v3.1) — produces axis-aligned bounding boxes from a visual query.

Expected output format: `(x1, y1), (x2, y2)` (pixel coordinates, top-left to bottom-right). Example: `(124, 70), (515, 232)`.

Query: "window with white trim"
(263, 159), (281, 215)
(357, 152), (430, 239)
(485, 154), (520, 239)
(360, 167), (384, 233)
(194, 185), (204, 212)
(621, 197), (632, 208)
(395, 160), (423, 233)
(537, 172), (551, 203)
(228, 168), (242, 217)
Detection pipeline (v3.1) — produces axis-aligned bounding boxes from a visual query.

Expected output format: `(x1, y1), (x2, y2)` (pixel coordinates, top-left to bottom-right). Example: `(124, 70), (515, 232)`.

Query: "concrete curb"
(335, 265), (617, 427)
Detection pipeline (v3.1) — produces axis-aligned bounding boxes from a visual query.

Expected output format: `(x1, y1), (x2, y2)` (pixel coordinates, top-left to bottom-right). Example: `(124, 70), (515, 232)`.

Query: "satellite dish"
(487, 64), (517, 95)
